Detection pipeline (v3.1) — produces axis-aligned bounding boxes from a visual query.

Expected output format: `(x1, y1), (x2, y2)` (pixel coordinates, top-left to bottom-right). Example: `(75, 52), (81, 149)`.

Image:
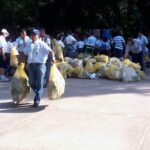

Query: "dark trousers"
(45, 57), (51, 85)
(28, 63), (46, 102)
(130, 51), (145, 72)
(114, 48), (123, 59)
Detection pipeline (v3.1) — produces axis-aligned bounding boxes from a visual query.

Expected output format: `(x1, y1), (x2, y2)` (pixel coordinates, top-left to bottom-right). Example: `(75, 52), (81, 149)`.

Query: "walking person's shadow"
(0, 102), (48, 113)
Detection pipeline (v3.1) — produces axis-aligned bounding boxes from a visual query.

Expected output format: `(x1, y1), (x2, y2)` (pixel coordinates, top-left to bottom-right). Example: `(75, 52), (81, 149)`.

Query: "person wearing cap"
(40, 28), (52, 88)
(0, 29), (10, 82)
(23, 29), (55, 107)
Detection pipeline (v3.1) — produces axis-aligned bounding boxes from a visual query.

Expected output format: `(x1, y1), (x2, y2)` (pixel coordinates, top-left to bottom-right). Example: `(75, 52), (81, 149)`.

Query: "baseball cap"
(1, 29), (9, 36)
(31, 29), (40, 36)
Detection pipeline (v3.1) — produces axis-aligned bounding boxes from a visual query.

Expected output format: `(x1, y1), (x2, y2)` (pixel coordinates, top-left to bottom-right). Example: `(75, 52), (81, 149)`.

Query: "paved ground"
(0, 73), (150, 150)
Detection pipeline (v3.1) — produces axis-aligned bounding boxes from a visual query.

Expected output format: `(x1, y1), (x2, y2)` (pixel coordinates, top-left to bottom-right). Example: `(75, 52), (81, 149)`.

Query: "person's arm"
(43, 42), (56, 62)
(124, 45), (129, 59)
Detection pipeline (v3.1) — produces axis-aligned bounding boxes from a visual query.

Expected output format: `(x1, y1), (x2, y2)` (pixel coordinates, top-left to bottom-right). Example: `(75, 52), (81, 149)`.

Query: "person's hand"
(51, 56), (56, 63)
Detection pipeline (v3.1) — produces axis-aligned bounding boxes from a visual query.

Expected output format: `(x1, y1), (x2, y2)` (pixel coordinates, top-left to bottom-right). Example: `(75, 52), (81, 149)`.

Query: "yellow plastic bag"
(123, 59), (141, 70)
(94, 55), (109, 63)
(48, 64), (65, 100)
(57, 62), (74, 79)
(105, 66), (121, 80)
(10, 63), (30, 104)
(94, 62), (105, 72)
(52, 39), (64, 62)
(85, 61), (95, 73)
(78, 67), (89, 79)
(71, 67), (82, 78)
(10, 47), (19, 67)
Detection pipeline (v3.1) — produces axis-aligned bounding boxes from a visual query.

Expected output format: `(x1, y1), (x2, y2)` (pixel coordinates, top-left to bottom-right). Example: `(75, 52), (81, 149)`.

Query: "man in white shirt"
(0, 29), (9, 82)
(137, 31), (149, 53)
(15, 29), (31, 53)
(23, 29), (55, 107)
(64, 31), (77, 58)
(124, 38), (145, 71)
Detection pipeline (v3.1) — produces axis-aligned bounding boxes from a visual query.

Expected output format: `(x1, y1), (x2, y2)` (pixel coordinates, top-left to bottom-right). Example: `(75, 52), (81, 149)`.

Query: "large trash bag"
(64, 57), (72, 63)
(109, 57), (122, 68)
(70, 58), (83, 68)
(78, 67), (90, 79)
(78, 53), (85, 59)
(121, 66), (140, 82)
(85, 61), (95, 73)
(10, 47), (19, 67)
(52, 39), (64, 62)
(57, 62), (74, 79)
(105, 65), (121, 80)
(123, 59), (141, 71)
(94, 55), (109, 63)
(94, 62), (105, 72)
(71, 67), (82, 78)
(10, 63), (30, 104)
(48, 64), (65, 100)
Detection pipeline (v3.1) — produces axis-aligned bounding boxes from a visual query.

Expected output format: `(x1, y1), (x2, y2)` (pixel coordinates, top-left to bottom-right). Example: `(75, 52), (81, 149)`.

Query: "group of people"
(56, 30), (149, 72)
(0, 28), (55, 107)
(0, 28), (149, 107)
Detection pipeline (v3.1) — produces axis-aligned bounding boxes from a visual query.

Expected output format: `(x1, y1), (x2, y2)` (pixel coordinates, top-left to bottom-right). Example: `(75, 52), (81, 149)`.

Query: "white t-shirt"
(58, 40), (65, 48)
(65, 35), (77, 45)
(0, 35), (7, 53)
(77, 41), (85, 49)
(138, 35), (149, 46)
(15, 36), (31, 52)
(24, 39), (52, 64)
(126, 39), (142, 54)
(5, 41), (14, 53)
(87, 36), (97, 46)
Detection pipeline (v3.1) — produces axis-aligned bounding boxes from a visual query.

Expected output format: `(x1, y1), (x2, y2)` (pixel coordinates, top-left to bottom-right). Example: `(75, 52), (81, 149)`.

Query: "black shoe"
(32, 101), (40, 108)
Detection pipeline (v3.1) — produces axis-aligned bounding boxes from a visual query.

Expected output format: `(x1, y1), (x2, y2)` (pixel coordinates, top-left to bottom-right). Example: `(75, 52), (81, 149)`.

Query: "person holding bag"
(23, 29), (55, 108)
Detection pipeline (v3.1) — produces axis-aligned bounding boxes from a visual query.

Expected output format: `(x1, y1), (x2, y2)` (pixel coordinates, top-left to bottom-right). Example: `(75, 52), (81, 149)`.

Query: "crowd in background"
(0, 28), (150, 82)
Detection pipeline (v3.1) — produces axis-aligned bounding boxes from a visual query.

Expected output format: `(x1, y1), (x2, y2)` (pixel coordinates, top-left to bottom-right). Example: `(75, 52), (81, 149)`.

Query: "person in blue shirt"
(100, 37), (111, 56)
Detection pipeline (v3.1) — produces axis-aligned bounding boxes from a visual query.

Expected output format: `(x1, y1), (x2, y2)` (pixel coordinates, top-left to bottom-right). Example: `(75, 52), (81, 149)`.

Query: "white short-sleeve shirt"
(24, 39), (52, 64)
(15, 36), (31, 52)
(0, 35), (7, 52)
(65, 35), (77, 45)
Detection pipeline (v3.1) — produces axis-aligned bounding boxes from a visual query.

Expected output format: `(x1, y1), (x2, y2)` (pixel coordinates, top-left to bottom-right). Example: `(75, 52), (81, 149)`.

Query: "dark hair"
(103, 37), (107, 42)
(40, 28), (46, 33)
(20, 29), (26, 33)
(127, 37), (133, 42)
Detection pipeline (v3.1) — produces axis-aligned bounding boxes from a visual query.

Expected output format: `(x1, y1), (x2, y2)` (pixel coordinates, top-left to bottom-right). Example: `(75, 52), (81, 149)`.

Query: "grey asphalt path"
(0, 74), (150, 150)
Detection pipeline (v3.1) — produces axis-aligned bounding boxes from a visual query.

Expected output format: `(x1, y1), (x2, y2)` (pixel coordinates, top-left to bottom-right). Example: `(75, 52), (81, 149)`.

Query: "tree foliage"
(0, 0), (149, 35)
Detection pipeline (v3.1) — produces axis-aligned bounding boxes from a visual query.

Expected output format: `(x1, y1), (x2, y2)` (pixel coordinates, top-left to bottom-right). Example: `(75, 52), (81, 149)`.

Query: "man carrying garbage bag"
(23, 29), (55, 107)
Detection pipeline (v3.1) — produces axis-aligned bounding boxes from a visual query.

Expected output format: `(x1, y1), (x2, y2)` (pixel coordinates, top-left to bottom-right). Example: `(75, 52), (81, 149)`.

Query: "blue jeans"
(28, 63), (46, 102)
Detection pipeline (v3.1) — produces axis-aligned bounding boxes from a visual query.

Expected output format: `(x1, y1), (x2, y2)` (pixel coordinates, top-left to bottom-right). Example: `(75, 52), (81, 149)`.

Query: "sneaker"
(32, 101), (40, 108)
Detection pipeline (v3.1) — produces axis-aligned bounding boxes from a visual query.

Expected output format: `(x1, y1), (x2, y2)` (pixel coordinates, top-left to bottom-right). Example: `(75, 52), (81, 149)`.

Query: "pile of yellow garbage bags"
(57, 54), (145, 82)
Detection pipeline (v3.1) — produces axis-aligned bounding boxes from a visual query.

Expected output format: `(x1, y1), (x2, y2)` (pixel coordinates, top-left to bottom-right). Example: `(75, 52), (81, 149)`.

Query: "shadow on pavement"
(0, 102), (48, 113)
